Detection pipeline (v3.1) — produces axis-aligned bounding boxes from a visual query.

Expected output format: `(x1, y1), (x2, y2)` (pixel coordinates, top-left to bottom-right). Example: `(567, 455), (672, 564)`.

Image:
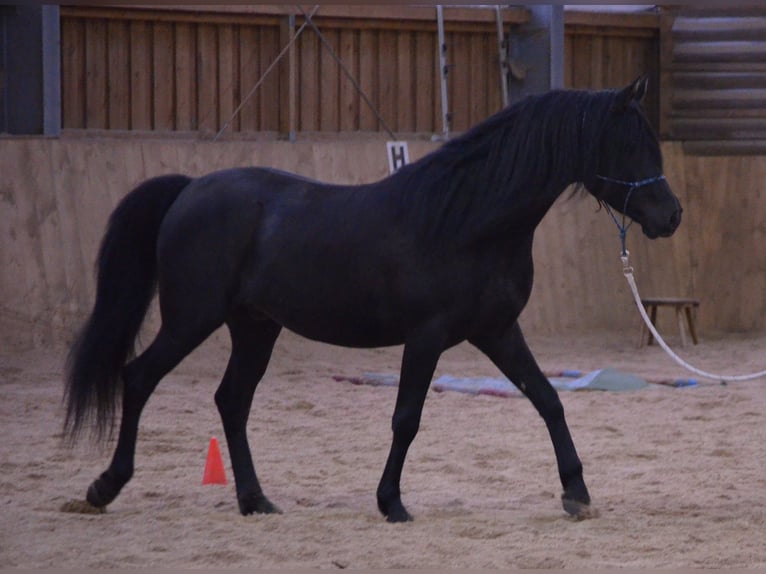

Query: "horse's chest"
(480, 271), (533, 315)
(470, 256), (534, 326)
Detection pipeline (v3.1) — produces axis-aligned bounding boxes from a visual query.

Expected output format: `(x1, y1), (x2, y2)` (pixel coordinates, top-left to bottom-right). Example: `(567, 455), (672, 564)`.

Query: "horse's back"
(160, 166), (342, 235)
(154, 167), (401, 338)
(159, 168), (274, 256)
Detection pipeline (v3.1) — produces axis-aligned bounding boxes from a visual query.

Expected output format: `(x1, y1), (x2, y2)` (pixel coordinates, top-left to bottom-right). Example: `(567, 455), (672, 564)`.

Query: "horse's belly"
(240, 229), (532, 348)
(246, 275), (410, 348)
(265, 301), (407, 348)
(287, 321), (405, 348)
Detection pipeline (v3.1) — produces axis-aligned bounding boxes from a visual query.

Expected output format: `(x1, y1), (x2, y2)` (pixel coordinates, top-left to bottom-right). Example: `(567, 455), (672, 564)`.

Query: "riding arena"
(2, 5), (765, 569)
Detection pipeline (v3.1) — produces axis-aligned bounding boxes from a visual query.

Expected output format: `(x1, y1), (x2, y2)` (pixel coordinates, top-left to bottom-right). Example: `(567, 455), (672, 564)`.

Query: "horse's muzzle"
(643, 205), (682, 239)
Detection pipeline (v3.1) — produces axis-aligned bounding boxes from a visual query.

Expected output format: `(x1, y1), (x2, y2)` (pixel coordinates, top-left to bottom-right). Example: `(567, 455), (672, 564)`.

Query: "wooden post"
(42, 6), (61, 136)
(280, 12), (298, 141)
(436, 5), (450, 140)
(508, 5), (564, 101)
(495, 6), (510, 108)
(1, 6), (60, 134)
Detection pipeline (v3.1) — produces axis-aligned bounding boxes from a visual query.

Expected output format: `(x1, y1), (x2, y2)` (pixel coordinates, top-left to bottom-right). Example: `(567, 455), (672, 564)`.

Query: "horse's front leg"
(470, 323), (591, 518)
(377, 324), (445, 523)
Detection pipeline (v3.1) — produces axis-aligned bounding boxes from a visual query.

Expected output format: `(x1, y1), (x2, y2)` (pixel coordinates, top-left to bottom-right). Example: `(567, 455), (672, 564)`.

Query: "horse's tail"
(64, 174), (193, 444)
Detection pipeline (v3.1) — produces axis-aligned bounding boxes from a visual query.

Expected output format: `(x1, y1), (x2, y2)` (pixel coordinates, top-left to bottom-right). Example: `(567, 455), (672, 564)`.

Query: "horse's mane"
(391, 88), (621, 243)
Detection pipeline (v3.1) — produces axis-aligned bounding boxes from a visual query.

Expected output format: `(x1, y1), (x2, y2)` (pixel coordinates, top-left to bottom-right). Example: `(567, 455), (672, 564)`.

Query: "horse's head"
(588, 77), (682, 239)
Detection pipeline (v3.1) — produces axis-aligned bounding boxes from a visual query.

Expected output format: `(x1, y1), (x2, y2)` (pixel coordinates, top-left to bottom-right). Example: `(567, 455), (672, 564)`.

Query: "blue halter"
(596, 174), (666, 256)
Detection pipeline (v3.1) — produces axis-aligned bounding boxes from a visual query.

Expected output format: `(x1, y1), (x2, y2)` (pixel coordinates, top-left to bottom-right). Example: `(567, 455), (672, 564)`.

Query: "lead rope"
(597, 172), (766, 383)
(621, 251), (766, 383)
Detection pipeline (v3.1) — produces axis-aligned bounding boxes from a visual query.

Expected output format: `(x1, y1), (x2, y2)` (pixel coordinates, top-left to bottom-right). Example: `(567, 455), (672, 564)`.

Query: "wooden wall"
(60, 8), (288, 133)
(565, 10), (660, 128)
(59, 6), (529, 136)
(59, 6), (661, 136)
(1, 138), (763, 349)
(663, 146), (766, 332)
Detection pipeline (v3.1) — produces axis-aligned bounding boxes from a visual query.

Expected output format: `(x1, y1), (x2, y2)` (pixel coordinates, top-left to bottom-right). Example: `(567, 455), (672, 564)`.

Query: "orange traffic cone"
(202, 436), (227, 485)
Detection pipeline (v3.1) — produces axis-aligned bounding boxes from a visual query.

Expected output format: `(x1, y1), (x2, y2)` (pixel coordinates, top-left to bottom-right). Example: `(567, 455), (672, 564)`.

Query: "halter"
(596, 174), (666, 256)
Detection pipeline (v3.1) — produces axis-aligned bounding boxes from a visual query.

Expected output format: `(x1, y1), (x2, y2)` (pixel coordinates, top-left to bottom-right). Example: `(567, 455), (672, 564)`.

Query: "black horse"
(65, 78), (681, 522)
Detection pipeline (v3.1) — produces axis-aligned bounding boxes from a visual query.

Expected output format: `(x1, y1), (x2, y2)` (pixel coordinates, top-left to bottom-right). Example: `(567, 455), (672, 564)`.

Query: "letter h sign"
(386, 141), (410, 174)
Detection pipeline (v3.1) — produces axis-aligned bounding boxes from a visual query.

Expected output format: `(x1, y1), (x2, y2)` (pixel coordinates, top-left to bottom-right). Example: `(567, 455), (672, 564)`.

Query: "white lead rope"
(621, 253), (766, 383)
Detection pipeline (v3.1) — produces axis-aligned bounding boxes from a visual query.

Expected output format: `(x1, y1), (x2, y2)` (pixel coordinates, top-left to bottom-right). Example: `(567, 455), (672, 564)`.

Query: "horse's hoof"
(562, 497), (598, 520)
(386, 508), (414, 523)
(59, 499), (106, 514)
(379, 499), (413, 523)
(239, 492), (282, 516)
(86, 477), (120, 508)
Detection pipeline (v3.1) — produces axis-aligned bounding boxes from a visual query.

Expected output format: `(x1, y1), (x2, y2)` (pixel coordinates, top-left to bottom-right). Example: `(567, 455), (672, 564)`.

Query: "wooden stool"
(640, 297), (700, 348)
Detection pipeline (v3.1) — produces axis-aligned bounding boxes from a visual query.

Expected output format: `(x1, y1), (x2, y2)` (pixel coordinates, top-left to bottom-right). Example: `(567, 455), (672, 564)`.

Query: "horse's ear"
(616, 76), (649, 109)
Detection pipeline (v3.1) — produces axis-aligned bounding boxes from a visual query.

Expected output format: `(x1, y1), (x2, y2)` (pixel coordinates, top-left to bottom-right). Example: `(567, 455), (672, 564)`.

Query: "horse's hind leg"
(215, 315), (281, 516)
(86, 325), (211, 509)
(470, 323), (592, 518)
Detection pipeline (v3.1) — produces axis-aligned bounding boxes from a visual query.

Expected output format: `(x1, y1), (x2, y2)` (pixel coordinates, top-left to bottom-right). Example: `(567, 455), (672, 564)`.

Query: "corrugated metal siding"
(661, 7), (766, 154)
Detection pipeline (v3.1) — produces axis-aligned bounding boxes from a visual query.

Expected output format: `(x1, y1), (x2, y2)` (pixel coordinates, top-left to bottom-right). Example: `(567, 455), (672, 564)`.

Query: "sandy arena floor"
(1, 326), (765, 568)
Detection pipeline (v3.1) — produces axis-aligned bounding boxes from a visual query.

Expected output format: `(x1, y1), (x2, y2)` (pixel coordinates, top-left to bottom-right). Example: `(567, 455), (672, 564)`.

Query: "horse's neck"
(478, 179), (574, 243)
(463, 126), (583, 240)
(391, 126), (581, 246)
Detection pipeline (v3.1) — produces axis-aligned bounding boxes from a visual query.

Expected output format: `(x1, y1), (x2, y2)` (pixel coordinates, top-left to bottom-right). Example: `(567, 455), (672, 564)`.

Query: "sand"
(1, 326), (765, 568)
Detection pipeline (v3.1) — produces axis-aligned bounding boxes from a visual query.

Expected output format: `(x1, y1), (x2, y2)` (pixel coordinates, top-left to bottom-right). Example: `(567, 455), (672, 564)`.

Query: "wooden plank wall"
(564, 12), (660, 129)
(60, 6), (661, 136)
(666, 146), (766, 332)
(2, 138), (763, 348)
(60, 6), (524, 135)
(61, 8), (286, 133)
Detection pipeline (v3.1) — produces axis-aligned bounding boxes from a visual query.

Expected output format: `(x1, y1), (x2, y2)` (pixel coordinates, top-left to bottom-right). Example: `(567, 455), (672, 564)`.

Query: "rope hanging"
(621, 252), (766, 384)
(597, 173), (766, 383)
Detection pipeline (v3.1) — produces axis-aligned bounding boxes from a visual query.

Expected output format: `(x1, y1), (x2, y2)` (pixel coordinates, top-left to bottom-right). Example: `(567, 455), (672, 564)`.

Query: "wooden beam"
(683, 140), (766, 155)
(61, 5), (530, 32)
(565, 10), (660, 30)
(61, 6), (282, 26)
(101, 5), (531, 25)
(566, 24), (657, 39)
